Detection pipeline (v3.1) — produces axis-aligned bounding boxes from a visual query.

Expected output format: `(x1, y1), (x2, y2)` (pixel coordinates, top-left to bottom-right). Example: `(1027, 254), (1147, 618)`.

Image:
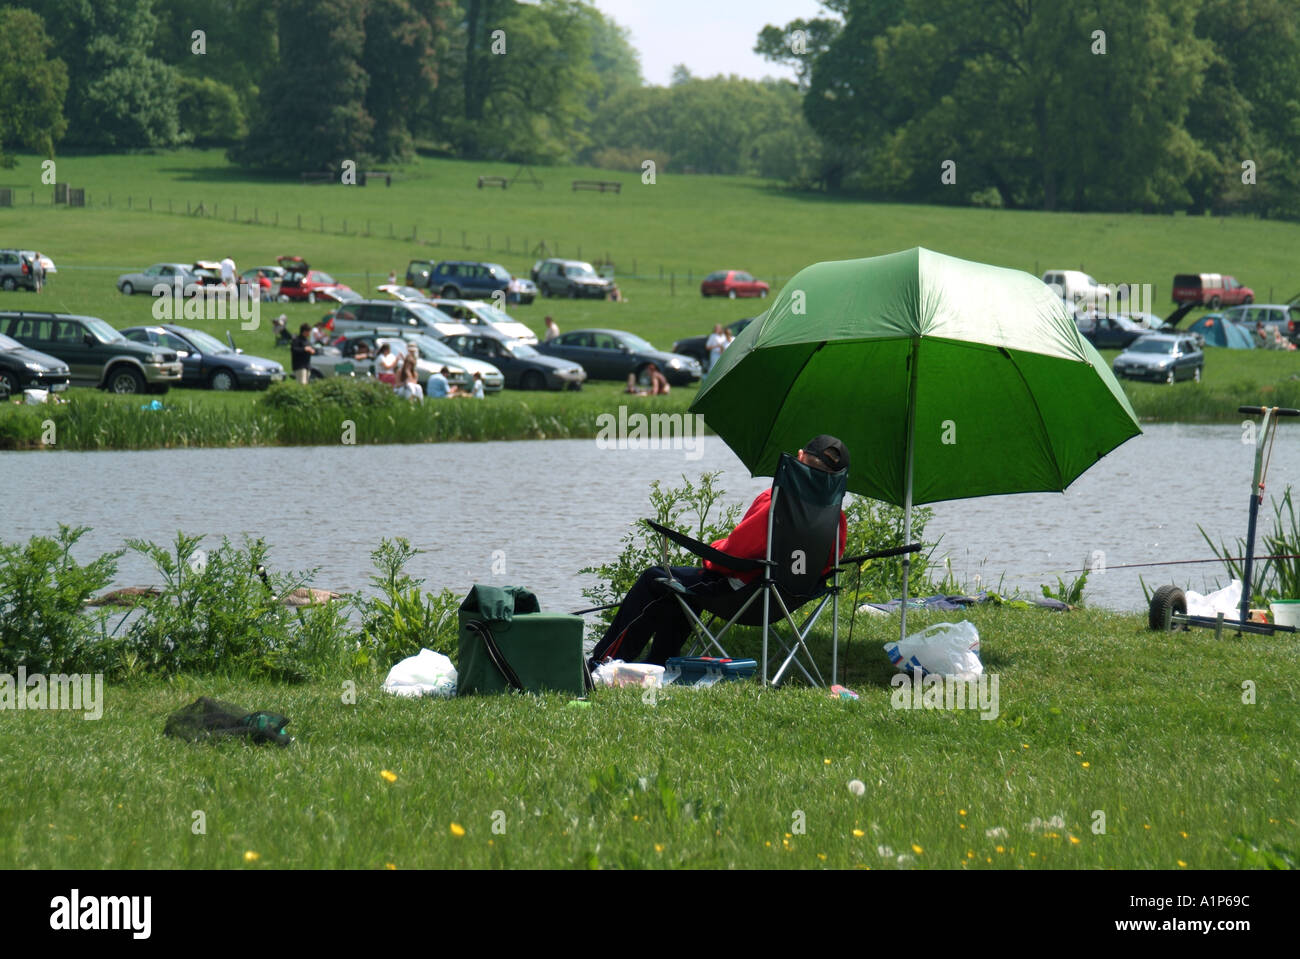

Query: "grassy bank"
(1, 604), (1294, 869)
(0, 381), (697, 451)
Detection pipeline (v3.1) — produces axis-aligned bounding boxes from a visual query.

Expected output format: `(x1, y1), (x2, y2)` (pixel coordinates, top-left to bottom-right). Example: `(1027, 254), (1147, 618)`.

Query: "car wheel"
(728, 290), (737, 299)
(568, 287), (578, 299)
(441, 285), (460, 299)
(107, 367), (145, 394)
(522, 370), (545, 391)
(760, 290), (768, 298)
(121, 281), (134, 295)
(307, 292), (317, 304)
(0, 371), (17, 396)
(1193, 366), (1202, 383)
(208, 368), (236, 391)
(1165, 369), (1176, 385)
(1148, 584), (1187, 631)
(541, 284), (551, 297)
(1243, 295), (1254, 305)
(1208, 295), (1221, 309)
(277, 293), (290, 302)
(1, 277), (16, 291)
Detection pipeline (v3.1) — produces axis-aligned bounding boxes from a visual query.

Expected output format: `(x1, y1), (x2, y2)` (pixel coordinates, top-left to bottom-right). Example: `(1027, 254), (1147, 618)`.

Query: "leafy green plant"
(579, 471), (743, 634)
(357, 538), (459, 666)
(121, 532), (344, 681)
(1040, 560), (1089, 607)
(1201, 485), (1300, 604)
(0, 525), (121, 672)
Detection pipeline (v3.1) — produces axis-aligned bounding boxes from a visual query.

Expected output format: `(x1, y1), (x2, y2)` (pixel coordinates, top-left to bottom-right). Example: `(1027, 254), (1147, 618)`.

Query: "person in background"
(544, 316), (560, 342)
(310, 319), (332, 345)
(471, 371), (485, 399)
(624, 372), (647, 395)
(258, 270), (273, 301)
(426, 364), (451, 399)
(706, 324), (729, 371)
(220, 255), (237, 288)
(396, 345), (424, 401)
(647, 363), (670, 395)
(376, 342), (399, 385)
(290, 323), (315, 385)
(387, 270), (397, 286)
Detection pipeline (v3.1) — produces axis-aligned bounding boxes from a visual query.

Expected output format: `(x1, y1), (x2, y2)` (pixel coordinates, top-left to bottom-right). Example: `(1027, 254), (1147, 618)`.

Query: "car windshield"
(618, 332), (656, 352)
(182, 329), (231, 354)
(409, 303), (457, 325)
(84, 317), (125, 343)
(0, 333), (22, 350)
(405, 335), (457, 359)
(486, 264), (510, 280)
(505, 341), (538, 357)
(473, 303), (518, 325)
(1129, 339), (1176, 355)
(565, 264), (599, 279)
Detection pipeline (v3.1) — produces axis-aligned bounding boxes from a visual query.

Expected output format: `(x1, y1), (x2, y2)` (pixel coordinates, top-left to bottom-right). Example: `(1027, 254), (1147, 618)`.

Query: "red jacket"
(705, 489), (848, 584)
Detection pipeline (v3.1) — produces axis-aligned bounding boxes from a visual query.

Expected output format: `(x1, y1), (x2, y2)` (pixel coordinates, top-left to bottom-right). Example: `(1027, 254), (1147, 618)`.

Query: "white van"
(1042, 270), (1112, 310)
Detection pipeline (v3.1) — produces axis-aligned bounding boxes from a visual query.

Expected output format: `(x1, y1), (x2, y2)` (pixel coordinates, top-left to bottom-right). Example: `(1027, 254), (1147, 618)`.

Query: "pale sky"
(591, 0), (831, 86)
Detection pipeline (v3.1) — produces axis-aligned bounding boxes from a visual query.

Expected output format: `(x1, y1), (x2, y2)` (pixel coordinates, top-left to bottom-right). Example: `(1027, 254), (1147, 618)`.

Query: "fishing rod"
(1061, 554), (1300, 574)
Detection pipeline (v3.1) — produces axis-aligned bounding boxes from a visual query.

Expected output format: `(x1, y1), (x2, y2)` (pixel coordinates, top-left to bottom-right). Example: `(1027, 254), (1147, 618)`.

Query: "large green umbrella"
(691, 247), (1142, 644)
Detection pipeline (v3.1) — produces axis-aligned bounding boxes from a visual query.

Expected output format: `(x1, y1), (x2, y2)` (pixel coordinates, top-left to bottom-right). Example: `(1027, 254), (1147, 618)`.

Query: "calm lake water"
(1, 424), (1296, 613)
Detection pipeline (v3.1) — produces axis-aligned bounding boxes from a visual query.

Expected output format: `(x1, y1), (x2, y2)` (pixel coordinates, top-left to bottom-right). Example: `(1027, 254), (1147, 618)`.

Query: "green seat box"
(457, 610), (586, 696)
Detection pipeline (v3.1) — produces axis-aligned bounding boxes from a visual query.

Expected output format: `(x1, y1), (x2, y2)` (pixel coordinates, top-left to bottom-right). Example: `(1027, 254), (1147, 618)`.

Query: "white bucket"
(1269, 600), (1300, 627)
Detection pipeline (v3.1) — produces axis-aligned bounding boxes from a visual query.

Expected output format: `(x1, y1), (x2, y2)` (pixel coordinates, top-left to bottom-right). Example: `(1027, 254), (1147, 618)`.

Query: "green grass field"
(3, 150), (1299, 871)
(1, 605), (1294, 869)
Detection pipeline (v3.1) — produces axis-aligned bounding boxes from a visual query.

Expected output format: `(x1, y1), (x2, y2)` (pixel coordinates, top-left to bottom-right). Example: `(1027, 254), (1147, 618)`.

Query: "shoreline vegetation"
(4, 371), (1298, 452)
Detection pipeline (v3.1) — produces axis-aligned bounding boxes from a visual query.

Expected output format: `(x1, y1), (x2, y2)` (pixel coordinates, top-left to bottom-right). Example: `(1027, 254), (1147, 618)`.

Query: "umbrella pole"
(900, 340), (920, 644)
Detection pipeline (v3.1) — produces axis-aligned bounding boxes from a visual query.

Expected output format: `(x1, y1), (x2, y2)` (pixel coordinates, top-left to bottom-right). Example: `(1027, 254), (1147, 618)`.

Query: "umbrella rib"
(998, 346), (1067, 489)
(759, 340), (827, 464)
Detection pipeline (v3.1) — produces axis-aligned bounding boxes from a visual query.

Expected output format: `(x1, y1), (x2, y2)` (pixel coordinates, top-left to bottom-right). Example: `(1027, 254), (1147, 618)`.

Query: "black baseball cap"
(803, 434), (850, 473)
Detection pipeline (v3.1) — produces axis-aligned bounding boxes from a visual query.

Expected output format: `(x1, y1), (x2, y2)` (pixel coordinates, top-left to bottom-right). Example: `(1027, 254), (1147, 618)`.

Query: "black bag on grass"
(164, 697), (293, 746)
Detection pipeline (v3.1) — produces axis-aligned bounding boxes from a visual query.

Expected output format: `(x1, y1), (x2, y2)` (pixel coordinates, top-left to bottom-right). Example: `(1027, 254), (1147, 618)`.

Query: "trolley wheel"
(1148, 584), (1187, 631)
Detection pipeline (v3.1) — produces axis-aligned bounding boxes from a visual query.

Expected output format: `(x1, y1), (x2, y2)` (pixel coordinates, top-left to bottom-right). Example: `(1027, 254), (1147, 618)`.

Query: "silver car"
(1112, 334), (1204, 384)
(117, 263), (195, 296)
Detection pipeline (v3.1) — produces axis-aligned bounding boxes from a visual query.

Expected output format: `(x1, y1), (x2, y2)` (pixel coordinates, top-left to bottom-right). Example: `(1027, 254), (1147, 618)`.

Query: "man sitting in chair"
(588, 435), (850, 670)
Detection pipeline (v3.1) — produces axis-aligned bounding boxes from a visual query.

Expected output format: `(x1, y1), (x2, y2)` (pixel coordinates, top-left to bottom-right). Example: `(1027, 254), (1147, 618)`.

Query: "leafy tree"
(362, 0), (438, 161)
(0, 7), (68, 165)
(25, 0), (183, 148)
(230, 0), (373, 173)
(176, 74), (246, 145)
(150, 0), (277, 120)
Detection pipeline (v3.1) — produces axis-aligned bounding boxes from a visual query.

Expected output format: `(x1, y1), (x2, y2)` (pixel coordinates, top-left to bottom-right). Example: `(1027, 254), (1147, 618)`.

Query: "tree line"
(1, 0), (1298, 219)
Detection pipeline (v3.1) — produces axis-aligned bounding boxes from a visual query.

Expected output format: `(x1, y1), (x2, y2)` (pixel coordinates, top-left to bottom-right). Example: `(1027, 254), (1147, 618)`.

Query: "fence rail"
(11, 188), (793, 292)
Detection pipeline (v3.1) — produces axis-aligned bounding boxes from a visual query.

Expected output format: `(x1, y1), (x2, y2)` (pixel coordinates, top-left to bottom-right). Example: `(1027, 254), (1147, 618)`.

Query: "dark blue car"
(121, 324), (285, 390)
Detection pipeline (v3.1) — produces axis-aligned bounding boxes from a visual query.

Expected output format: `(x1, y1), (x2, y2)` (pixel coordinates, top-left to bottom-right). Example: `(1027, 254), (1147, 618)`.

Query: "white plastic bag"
(383, 648), (457, 698)
(883, 620), (983, 677)
(1184, 579), (1241, 618)
(592, 660), (664, 689)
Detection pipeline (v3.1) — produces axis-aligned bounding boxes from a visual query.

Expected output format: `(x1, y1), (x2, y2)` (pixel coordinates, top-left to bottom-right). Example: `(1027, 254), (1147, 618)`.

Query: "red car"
(1171, 273), (1254, 309)
(276, 256), (353, 303)
(701, 269), (770, 299)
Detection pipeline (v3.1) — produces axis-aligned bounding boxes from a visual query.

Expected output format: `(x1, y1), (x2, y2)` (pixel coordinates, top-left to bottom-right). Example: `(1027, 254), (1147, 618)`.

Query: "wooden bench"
(477, 175), (509, 189)
(300, 171), (333, 185)
(572, 180), (621, 194)
(361, 171), (392, 187)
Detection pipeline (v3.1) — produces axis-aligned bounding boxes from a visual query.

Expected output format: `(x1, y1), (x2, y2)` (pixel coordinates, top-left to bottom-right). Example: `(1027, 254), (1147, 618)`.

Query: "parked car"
(0, 331), (70, 397)
(673, 317), (754, 368)
(190, 261), (224, 286)
(537, 328), (702, 385)
(316, 286), (363, 305)
(1042, 269), (1114, 310)
(121, 324), (284, 390)
(396, 333), (505, 392)
(438, 329), (586, 391)
(1076, 313), (1158, 350)
(276, 256), (352, 303)
(1220, 304), (1300, 346)
(0, 250), (41, 291)
(531, 259), (616, 299)
(700, 270), (770, 299)
(329, 300), (470, 339)
(405, 259), (516, 301)
(0, 311), (182, 393)
(116, 263), (196, 296)
(424, 299), (538, 344)
(1171, 273), (1254, 309)
(311, 334), (469, 393)
(376, 284), (435, 303)
(1112, 334), (1204, 384)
